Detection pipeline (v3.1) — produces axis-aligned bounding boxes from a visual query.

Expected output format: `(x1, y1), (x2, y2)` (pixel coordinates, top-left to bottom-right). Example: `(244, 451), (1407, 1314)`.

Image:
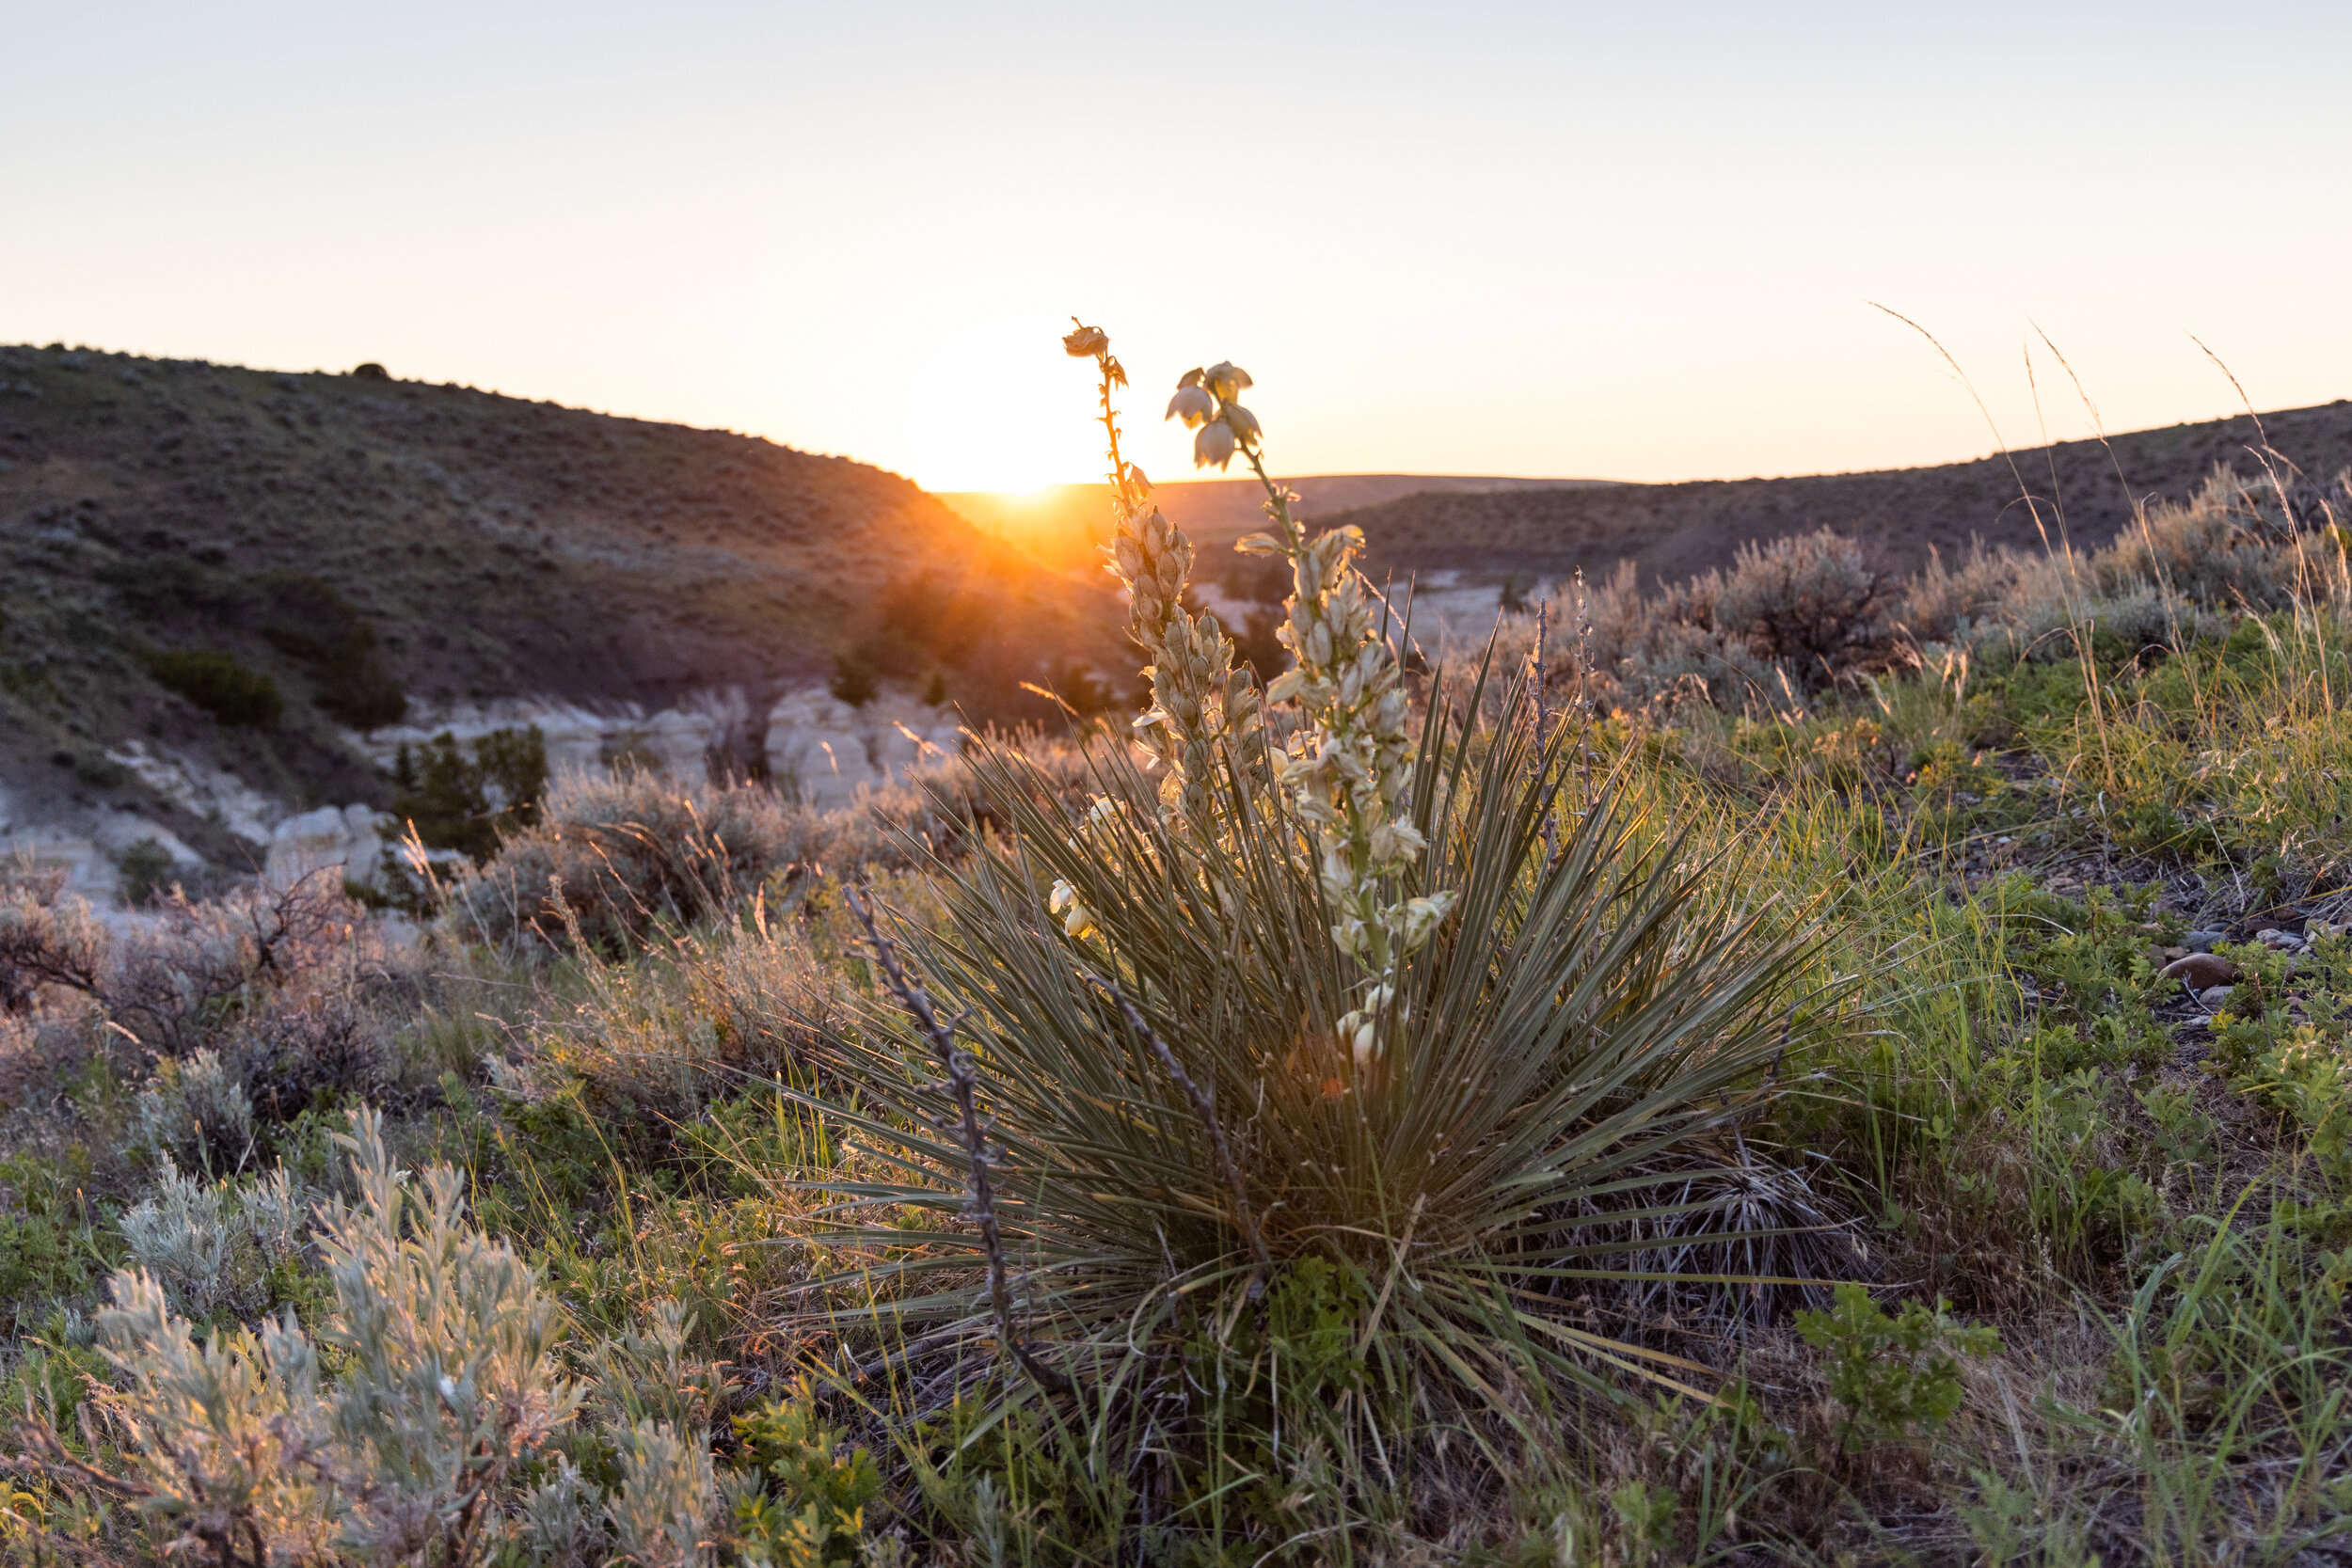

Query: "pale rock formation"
(1, 781), (206, 902)
(356, 694), (746, 780)
(355, 687), (960, 807)
(264, 804), (391, 891)
(103, 740), (279, 846)
(764, 689), (960, 805)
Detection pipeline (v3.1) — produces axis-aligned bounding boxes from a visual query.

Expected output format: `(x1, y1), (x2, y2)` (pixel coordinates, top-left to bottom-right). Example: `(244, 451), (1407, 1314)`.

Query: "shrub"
(12, 1109), (592, 1565)
(447, 743), (1099, 957)
(608, 1419), (717, 1568)
(1795, 1283), (2001, 1448)
(231, 982), (392, 1123)
(114, 837), (178, 907)
(447, 768), (805, 954)
(1495, 466), (2351, 714)
(117, 1161), (307, 1317)
(101, 875), (372, 1059)
(258, 573), (408, 730)
(128, 1049), (256, 1176)
(1899, 540), (2024, 644)
(1707, 527), (1888, 671)
(389, 725), (548, 861)
(0, 874), (103, 1014)
(494, 915), (852, 1142)
(143, 647), (283, 727)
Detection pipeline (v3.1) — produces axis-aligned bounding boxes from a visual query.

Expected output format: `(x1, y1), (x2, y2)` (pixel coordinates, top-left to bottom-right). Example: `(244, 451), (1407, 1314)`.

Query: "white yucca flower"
(1065, 322), (1264, 827)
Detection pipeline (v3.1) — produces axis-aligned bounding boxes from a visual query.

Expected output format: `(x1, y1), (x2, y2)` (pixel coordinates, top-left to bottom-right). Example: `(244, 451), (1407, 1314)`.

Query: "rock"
(2184, 930), (2228, 953)
(342, 804), (386, 888)
(2256, 927), (2305, 952)
(264, 804), (391, 890)
(763, 689), (960, 806)
(2200, 985), (2234, 1007)
(2159, 953), (2240, 990)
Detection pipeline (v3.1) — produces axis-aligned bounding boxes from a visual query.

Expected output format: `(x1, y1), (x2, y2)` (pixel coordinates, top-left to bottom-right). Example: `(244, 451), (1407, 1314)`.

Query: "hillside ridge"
(1328, 400), (2352, 586)
(0, 343), (1092, 878)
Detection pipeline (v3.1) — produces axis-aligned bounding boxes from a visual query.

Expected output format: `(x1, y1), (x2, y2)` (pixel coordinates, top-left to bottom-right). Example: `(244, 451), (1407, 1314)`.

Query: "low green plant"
(258, 572), (407, 730)
(1794, 1282), (2000, 1447)
(142, 647), (283, 727)
(730, 1381), (882, 1566)
(0, 1148), (106, 1333)
(828, 654), (878, 707)
(114, 838), (178, 908)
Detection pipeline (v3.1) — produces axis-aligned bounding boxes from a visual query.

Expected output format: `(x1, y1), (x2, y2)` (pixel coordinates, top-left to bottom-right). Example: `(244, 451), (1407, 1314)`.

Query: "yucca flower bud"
(1166, 385), (1216, 427)
(1063, 324), (1109, 358)
(1194, 420), (1238, 470)
(1221, 403), (1262, 445)
(1204, 361), (1253, 402)
(1366, 820), (1406, 864)
(1049, 879), (1099, 939)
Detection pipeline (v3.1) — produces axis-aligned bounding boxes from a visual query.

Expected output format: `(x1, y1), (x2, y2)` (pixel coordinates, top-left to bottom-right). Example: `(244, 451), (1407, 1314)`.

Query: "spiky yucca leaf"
(804, 681), (1838, 1406)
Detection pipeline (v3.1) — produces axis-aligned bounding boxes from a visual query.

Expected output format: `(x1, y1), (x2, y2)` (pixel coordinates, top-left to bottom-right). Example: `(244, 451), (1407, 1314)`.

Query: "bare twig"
(841, 883), (1073, 1398)
(1086, 974), (1271, 1301)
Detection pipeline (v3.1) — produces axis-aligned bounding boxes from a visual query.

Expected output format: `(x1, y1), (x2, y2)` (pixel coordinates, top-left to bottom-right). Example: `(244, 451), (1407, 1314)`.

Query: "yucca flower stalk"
(1060, 322), (1261, 838)
(1168, 356), (1452, 1062)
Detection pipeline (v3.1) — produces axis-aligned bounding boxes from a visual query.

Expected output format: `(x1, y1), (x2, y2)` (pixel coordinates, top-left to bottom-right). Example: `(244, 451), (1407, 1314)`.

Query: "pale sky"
(5, 2), (2347, 495)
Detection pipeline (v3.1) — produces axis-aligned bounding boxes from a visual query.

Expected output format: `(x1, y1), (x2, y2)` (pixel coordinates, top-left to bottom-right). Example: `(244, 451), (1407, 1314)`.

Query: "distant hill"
(1328, 402), (2352, 587)
(0, 344), (1104, 867)
(940, 474), (1612, 566)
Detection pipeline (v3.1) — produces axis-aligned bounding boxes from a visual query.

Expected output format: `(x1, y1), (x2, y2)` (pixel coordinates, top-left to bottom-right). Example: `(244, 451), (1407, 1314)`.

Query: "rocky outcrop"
(763, 689), (961, 805)
(7, 684), (962, 906)
(1, 779), (212, 902)
(263, 804), (390, 891)
(356, 685), (963, 807)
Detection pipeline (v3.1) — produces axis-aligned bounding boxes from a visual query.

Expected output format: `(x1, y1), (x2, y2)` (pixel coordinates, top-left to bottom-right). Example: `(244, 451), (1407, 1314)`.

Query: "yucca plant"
(800, 326), (1844, 1488)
